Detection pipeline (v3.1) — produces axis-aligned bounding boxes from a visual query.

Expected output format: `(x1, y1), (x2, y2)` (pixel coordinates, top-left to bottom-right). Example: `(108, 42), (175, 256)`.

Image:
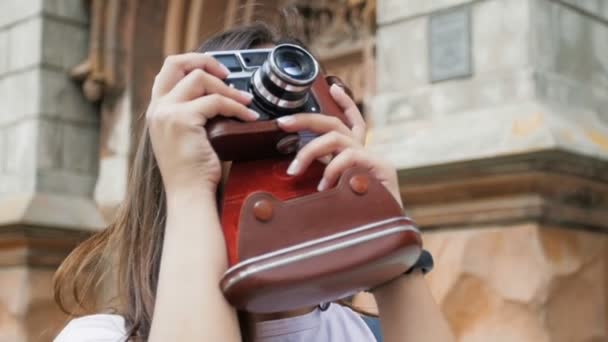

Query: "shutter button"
(349, 174), (369, 195)
(253, 199), (273, 221)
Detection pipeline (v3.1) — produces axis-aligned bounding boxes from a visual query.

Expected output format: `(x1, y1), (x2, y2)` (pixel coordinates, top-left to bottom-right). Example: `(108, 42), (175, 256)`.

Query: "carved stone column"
(371, 0), (608, 340)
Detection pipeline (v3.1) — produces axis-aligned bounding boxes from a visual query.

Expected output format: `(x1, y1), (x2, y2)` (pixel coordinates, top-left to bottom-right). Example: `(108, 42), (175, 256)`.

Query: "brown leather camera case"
(220, 167), (422, 313)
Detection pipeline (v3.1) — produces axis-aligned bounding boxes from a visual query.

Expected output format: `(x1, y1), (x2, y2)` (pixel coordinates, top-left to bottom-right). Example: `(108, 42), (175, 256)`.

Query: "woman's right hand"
(146, 53), (259, 195)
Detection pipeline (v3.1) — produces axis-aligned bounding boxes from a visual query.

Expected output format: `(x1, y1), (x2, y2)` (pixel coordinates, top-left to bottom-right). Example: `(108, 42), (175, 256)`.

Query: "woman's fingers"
(286, 131), (359, 176)
(329, 84), (366, 143)
(277, 113), (352, 137)
(149, 94), (258, 129)
(317, 148), (379, 191)
(152, 53), (230, 98)
(185, 94), (259, 125)
(165, 68), (253, 104)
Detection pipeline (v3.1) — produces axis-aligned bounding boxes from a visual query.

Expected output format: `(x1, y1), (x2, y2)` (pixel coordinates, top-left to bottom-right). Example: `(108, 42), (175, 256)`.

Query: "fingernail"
(330, 83), (345, 94)
(287, 159), (300, 176)
(318, 155), (332, 165)
(249, 109), (260, 120)
(317, 178), (328, 191)
(240, 90), (254, 101)
(219, 64), (231, 76)
(277, 116), (295, 125)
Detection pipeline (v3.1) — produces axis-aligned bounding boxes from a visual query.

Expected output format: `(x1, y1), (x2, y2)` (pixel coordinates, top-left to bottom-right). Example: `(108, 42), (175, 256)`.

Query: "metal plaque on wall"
(429, 5), (473, 82)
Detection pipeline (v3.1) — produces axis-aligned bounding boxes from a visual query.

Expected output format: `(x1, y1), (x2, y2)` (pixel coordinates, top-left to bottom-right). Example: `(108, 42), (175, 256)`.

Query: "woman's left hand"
(277, 83), (402, 206)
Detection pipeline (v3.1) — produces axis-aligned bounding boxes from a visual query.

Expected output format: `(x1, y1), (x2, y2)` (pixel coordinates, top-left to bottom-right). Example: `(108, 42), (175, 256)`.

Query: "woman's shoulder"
(54, 314), (127, 342)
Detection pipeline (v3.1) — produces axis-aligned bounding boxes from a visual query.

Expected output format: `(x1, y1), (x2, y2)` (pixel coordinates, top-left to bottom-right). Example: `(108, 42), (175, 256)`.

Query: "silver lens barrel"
(251, 44), (319, 114)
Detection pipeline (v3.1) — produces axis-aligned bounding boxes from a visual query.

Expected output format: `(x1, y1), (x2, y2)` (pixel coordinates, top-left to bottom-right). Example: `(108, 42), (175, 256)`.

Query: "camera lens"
(251, 44), (319, 116)
(274, 48), (315, 80)
(281, 60), (302, 77)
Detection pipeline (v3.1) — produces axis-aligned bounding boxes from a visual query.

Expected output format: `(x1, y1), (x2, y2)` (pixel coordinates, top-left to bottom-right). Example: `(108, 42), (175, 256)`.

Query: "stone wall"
(0, 1), (103, 341)
(426, 224), (607, 342)
(370, 0), (608, 167)
(370, 0), (608, 340)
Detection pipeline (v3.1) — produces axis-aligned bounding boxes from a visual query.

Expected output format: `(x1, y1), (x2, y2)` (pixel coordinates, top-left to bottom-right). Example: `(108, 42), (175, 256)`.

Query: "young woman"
(53, 23), (455, 342)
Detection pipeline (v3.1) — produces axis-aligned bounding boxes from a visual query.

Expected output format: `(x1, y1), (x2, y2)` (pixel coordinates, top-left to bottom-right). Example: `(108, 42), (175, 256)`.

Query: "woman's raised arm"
(145, 53), (258, 342)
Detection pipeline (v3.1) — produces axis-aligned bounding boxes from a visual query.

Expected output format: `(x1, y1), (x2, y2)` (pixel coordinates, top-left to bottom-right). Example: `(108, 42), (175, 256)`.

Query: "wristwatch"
(404, 249), (434, 275)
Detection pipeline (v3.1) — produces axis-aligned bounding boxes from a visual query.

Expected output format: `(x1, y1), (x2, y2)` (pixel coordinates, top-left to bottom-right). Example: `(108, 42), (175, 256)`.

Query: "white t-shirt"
(54, 304), (376, 341)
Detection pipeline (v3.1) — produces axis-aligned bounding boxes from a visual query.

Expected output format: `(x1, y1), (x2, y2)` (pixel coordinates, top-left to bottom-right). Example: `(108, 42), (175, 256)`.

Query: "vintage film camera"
(206, 44), (346, 161)
(206, 44), (421, 313)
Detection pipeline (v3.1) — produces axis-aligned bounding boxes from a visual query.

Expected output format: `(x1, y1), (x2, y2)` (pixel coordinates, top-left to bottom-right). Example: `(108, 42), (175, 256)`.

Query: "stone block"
(0, 0), (42, 29)
(0, 78), (7, 121)
(0, 31), (8, 75)
(61, 123), (98, 174)
(36, 169), (96, 197)
(36, 118), (63, 170)
(561, 0), (608, 21)
(39, 68), (97, 124)
(473, 0), (530, 74)
(376, 16), (428, 93)
(42, 17), (88, 72)
(0, 174), (34, 196)
(4, 119), (37, 176)
(42, 0), (89, 24)
(423, 224), (607, 342)
(378, 0), (474, 25)
(531, 0), (608, 92)
(0, 129), (5, 173)
(6, 18), (42, 72)
(0, 69), (41, 125)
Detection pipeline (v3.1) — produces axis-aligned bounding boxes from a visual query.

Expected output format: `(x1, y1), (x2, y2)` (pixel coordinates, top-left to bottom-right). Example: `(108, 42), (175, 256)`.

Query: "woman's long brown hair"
(53, 21), (304, 340)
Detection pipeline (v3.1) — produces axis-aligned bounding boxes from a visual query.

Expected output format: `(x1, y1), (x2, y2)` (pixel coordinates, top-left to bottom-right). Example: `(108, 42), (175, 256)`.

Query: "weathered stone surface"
(39, 69), (98, 124)
(42, 18), (88, 72)
(36, 169), (96, 197)
(0, 70), (40, 125)
(371, 0), (608, 170)
(42, 0), (89, 24)
(0, 0), (42, 29)
(0, 129), (5, 173)
(424, 224), (607, 342)
(6, 18), (42, 72)
(474, 0), (530, 74)
(378, 0), (474, 24)
(376, 16), (428, 94)
(532, 0), (608, 92)
(0, 267), (68, 342)
(376, 0), (534, 119)
(37, 119), (63, 170)
(61, 123), (98, 174)
(4, 119), (37, 192)
(560, 0), (608, 24)
(0, 193), (105, 231)
(0, 31), (8, 75)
